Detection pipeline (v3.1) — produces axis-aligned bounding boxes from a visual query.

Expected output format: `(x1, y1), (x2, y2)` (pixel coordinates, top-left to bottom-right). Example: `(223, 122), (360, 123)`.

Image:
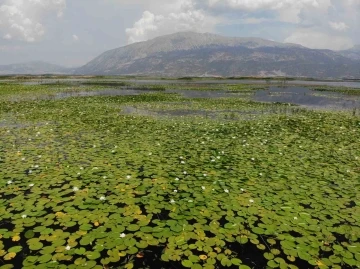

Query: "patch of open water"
(50, 86), (360, 111)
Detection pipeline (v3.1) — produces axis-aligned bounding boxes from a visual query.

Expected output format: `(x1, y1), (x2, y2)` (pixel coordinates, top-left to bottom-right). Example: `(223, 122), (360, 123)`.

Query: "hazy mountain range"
(2, 32), (360, 79)
(0, 61), (72, 75)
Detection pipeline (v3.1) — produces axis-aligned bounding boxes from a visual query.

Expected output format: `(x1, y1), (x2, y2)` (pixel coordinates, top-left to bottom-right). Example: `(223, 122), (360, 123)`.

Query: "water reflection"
(253, 87), (360, 110)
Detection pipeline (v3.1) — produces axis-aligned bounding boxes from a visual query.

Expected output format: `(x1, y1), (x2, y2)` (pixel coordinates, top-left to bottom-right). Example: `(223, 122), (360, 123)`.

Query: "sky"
(0, 0), (359, 67)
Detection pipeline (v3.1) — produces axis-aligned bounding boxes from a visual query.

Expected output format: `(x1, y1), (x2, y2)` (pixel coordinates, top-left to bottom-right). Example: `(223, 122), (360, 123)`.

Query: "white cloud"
(0, 0), (66, 42)
(285, 30), (353, 50)
(329, 21), (349, 31)
(125, 0), (218, 44)
(207, 0), (323, 10)
(72, 34), (79, 42)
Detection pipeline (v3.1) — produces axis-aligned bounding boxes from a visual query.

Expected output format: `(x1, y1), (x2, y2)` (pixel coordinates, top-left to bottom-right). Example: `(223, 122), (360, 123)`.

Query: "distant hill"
(0, 61), (72, 75)
(339, 45), (360, 61)
(76, 32), (360, 79)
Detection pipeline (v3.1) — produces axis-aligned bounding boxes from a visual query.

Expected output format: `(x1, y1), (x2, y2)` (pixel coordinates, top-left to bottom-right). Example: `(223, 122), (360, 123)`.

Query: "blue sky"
(0, 0), (359, 67)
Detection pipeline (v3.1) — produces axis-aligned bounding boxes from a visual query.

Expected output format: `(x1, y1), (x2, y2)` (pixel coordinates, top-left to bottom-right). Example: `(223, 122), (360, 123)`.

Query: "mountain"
(0, 61), (72, 75)
(76, 32), (360, 79)
(339, 45), (360, 61)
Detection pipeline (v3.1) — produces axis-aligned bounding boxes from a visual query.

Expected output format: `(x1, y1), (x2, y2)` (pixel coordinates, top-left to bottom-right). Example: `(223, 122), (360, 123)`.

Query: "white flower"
(120, 233), (126, 238)
(73, 187), (79, 192)
(126, 175), (131, 179)
(240, 188), (244, 192)
(22, 214), (27, 219)
(211, 159), (215, 162)
(28, 170), (32, 174)
(21, 158), (26, 161)
(99, 196), (106, 201)
(259, 173), (263, 176)
(203, 174), (207, 177)
(180, 156), (183, 159)
(111, 150), (115, 153)
(183, 171), (187, 175)
(7, 180), (12, 184)
(173, 190), (178, 193)
(224, 189), (229, 193)
(180, 161), (185, 164)
(170, 199), (175, 204)
(103, 176), (107, 179)
(216, 156), (220, 159)
(175, 178), (180, 181)
(65, 245), (71, 251)
(201, 186), (206, 190)
(294, 217), (298, 220)
(188, 200), (193, 203)
(34, 165), (39, 168)
(148, 152), (152, 155)
(251, 158), (255, 161)
(249, 199), (254, 203)
(29, 184), (34, 187)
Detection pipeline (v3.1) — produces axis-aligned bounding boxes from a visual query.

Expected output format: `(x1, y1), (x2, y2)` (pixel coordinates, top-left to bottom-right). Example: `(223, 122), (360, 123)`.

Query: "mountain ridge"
(0, 61), (72, 75)
(76, 32), (360, 79)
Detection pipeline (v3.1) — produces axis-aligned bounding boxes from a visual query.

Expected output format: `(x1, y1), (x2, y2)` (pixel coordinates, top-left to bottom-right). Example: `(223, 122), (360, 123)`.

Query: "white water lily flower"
(120, 233), (126, 238)
(103, 176), (107, 179)
(251, 158), (255, 161)
(28, 170), (32, 174)
(7, 180), (12, 184)
(174, 190), (178, 193)
(201, 186), (206, 190)
(29, 184), (34, 187)
(170, 199), (175, 204)
(21, 158), (26, 161)
(181, 161), (185, 164)
(22, 214), (27, 219)
(99, 196), (106, 201)
(126, 175), (131, 179)
(216, 156), (220, 159)
(65, 245), (71, 251)
(203, 174), (207, 177)
(183, 171), (187, 175)
(188, 200), (193, 203)
(294, 217), (298, 220)
(241, 188), (244, 192)
(175, 178), (179, 181)
(224, 189), (229, 193)
(259, 173), (263, 176)
(73, 187), (79, 192)
(249, 199), (254, 203)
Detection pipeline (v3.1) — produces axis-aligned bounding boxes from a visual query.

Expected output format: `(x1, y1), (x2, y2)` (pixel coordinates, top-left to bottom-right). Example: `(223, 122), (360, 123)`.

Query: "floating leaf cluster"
(0, 81), (359, 269)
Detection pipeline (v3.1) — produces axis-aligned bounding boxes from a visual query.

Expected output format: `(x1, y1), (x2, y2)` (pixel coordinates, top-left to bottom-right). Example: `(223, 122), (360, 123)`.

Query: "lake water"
(51, 86), (360, 110)
(22, 78), (360, 88)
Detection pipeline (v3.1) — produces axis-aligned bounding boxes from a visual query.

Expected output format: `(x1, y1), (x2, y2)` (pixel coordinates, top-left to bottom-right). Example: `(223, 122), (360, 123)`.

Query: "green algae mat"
(0, 82), (359, 269)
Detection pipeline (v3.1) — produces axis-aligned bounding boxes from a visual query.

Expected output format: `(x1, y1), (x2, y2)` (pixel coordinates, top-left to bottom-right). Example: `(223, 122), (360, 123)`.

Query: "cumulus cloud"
(0, 0), (66, 42)
(329, 21), (349, 31)
(125, 0), (218, 44)
(285, 30), (353, 50)
(72, 34), (79, 42)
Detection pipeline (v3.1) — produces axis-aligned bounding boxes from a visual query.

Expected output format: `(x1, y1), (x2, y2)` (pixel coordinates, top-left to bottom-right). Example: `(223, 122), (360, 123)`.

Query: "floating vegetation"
(0, 80), (359, 269)
(312, 87), (360, 96)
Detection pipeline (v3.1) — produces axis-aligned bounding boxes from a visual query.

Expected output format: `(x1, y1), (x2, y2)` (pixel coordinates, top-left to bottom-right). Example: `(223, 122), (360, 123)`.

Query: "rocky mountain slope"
(76, 32), (360, 79)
